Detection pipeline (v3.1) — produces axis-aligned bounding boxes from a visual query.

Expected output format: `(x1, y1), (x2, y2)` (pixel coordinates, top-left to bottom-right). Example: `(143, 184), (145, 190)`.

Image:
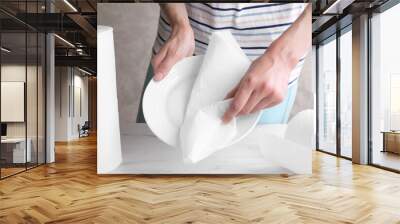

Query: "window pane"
(1, 30), (28, 177)
(26, 31), (38, 169)
(371, 3), (400, 171)
(38, 33), (45, 165)
(318, 37), (337, 154)
(340, 29), (352, 158)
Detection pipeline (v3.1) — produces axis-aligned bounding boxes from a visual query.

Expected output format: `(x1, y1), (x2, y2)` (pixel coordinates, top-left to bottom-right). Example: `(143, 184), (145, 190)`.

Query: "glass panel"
(0, 1), (46, 178)
(38, 32), (45, 165)
(26, 0), (39, 169)
(1, 30), (27, 177)
(340, 29), (352, 158)
(391, 75), (400, 130)
(371, 3), (400, 171)
(27, 31), (38, 169)
(318, 37), (337, 154)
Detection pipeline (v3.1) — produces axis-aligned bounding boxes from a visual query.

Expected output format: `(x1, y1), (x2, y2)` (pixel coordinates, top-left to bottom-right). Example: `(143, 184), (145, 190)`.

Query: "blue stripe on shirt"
(191, 23), (285, 37)
(188, 16), (293, 31)
(160, 15), (292, 32)
(242, 46), (268, 50)
(201, 3), (286, 12)
(158, 20), (271, 48)
(288, 77), (298, 86)
(193, 36), (268, 49)
(160, 15), (287, 37)
(189, 4), (303, 18)
(158, 29), (269, 51)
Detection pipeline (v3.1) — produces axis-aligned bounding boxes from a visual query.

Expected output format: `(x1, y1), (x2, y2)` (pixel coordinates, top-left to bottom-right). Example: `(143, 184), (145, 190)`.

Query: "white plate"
(143, 55), (261, 150)
(143, 56), (204, 147)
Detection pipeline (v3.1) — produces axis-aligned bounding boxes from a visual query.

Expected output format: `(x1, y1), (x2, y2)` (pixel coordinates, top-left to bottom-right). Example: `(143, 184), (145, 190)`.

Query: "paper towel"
(180, 100), (237, 163)
(180, 31), (260, 163)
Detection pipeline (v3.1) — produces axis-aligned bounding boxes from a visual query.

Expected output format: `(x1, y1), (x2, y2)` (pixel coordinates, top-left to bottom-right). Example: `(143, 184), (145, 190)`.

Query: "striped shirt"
(153, 3), (307, 86)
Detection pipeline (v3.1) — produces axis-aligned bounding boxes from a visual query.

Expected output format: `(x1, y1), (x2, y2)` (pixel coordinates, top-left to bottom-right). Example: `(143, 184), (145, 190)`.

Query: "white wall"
(1, 66), (26, 138)
(55, 66), (69, 141)
(72, 73), (89, 138)
(55, 67), (89, 141)
(1, 65), (39, 138)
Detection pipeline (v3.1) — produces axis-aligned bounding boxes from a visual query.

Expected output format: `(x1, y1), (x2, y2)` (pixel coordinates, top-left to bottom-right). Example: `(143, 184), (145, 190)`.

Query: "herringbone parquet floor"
(1, 134), (400, 224)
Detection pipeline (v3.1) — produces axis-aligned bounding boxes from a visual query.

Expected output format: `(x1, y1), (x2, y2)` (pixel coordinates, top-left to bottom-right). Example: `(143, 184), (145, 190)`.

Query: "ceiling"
(0, 0), (97, 74)
(312, 0), (394, 44)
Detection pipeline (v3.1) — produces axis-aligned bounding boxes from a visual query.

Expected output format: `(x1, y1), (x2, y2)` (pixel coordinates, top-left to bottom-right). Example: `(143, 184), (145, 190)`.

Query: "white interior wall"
(1, 65), (27, 142)
(1, 65), (37, 138)
(55, 67), (89, 141)
(55, 66), (69, 141)
(71, 73), (89, 138)
(1, 66), (25, 129)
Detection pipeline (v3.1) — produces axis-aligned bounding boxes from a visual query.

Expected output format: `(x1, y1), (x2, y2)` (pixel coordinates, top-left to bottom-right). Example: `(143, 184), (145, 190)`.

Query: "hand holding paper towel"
(180, 31), (262, 163)
(143, 31), (262, 163)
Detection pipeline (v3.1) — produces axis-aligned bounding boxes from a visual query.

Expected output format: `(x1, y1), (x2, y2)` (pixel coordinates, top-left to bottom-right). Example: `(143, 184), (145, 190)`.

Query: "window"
(390, 74), (400, 130)
(339, 28), (352, 158)
(0, 1), (47, 179)
(370, 2), (400, 171)
(317, 37), (337, 154)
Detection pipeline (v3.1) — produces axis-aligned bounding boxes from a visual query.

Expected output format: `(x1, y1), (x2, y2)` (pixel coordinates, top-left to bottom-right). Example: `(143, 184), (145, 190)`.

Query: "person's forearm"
(152, 4), (194, 81)
(262, 4), (311, 69)
(160, 3), (191, 31)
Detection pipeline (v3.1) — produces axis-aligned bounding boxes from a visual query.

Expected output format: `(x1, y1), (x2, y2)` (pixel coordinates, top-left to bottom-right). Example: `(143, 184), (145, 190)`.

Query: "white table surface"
(106, 124), (295, 174)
